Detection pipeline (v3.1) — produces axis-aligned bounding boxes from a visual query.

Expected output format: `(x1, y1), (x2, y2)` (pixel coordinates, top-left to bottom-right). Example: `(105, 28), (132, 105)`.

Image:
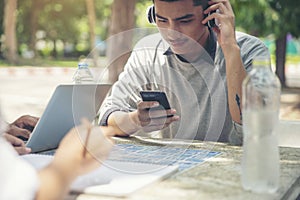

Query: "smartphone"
(140, 91), (171, 110)
(207, 9), (219, 28)
(207, 10), (217, 28)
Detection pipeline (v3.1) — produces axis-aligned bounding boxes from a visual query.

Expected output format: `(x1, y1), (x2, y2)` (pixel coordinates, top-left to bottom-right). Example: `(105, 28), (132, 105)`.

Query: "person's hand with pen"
(36, 118), (114, 200)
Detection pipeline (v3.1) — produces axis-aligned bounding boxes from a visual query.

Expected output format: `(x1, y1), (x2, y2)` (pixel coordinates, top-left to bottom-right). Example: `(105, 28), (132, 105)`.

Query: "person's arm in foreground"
(36, 120), (114, 200)
(203, 0), (246, 124)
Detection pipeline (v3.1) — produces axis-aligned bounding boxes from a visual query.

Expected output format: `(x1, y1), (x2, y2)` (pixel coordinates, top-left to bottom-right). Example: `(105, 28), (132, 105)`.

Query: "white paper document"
(21, 154), (178, 197)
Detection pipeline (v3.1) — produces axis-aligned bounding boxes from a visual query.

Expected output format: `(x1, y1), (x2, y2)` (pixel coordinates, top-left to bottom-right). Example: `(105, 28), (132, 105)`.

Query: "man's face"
(154, 0), (208, 55)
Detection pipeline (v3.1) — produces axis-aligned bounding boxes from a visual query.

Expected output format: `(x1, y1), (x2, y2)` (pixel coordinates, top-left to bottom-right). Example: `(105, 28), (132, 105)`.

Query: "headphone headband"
(146, 3), (211, 27)
(147, 5), (156, 24)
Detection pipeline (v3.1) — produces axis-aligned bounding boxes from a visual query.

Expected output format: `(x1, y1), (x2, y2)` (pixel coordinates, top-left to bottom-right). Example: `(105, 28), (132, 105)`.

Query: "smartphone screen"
(140, 91), (171, 110)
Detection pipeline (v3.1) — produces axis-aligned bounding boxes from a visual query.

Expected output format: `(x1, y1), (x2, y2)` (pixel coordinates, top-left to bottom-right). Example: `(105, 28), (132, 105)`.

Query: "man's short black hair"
(153, 0), (208, 8)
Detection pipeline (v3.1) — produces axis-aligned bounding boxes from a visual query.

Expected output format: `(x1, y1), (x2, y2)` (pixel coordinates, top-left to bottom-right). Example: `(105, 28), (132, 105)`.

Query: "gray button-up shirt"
(99, 30), (270, 145)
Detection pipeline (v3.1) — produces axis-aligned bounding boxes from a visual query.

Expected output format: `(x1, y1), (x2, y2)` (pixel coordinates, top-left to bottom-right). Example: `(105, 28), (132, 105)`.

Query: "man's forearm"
(223, 44), (247, 124)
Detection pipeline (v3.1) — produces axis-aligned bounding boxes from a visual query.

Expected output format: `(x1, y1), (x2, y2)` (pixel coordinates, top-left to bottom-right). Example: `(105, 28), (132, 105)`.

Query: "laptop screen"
(26, 84), (111, 153)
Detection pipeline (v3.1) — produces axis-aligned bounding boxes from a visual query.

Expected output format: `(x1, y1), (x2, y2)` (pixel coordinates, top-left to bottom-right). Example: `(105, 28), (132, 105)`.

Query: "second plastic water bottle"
(72, 62), (95, 84)
(241, 58), (281, 193)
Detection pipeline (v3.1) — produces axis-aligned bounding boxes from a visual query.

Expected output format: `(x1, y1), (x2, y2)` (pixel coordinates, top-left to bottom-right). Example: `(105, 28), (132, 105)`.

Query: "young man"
(99, 0), (269, 145)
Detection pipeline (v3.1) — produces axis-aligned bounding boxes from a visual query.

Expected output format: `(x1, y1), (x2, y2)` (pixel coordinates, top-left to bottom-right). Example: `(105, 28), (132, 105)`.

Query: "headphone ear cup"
(147, 5), (156, 24)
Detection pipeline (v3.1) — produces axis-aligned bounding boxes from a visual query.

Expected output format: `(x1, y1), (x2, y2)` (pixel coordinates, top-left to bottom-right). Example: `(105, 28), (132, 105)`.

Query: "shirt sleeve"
(0, 137), (39, 200)
(98, 50), (148, 126)
(228, 121), (243, 146)
(237, 32), (270, 73)
(98, 36), (164, 126)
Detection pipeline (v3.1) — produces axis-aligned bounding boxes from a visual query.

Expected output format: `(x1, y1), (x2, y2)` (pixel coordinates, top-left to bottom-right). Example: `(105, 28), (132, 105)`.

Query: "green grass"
(0, 59), (13, 67)
(0, 57), (108, 68)
(0, 58), (79, 68)
(40, 59), (78, 67)
(286, 55), (300, 65)
(270, 55), (300, 66)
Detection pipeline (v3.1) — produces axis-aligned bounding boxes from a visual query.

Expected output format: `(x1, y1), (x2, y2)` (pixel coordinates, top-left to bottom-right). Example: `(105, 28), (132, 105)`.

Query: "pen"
(82, 121), (92, 158)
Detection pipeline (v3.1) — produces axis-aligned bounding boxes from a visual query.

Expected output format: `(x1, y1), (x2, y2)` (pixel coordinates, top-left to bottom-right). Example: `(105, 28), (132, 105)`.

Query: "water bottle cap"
(78, 62), (88, 68)
(252, 58), (270, 67)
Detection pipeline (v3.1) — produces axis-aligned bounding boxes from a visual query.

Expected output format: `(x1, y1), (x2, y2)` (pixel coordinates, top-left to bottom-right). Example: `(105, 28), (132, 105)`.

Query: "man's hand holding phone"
(202, 0), (236, 47)
(137, 91), (179, 132)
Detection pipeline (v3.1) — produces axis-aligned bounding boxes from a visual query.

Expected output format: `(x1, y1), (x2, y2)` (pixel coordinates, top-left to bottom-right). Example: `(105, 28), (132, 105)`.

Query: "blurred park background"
(1, 0), (300, 84)
(0, 0), (299, 145)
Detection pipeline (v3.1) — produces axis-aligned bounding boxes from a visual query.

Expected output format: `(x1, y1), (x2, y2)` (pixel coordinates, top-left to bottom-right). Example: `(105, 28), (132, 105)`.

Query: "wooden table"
(67, 136), (300, 200)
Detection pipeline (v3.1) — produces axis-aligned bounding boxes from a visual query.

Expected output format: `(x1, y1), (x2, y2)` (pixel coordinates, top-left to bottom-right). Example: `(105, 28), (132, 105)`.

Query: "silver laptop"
(26, 84), (111, 153)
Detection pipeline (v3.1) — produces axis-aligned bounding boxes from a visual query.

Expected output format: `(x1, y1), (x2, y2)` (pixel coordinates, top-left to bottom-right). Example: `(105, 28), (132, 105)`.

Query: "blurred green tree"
(232, 0), (300, 87)
(16, 0), (84, 58)
(3, 0), (18, 63)
(0, 0), (4, 58)
(15, 0), (113, 59)
(268, 0), (300, 87)
(86, 0), (97, 64)
(106, 0), (136, 82)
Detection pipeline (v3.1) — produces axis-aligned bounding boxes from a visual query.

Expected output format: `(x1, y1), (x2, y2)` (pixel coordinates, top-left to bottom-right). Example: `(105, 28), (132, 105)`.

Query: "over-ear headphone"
(146, 4), (217, 28)
(147, 5), (156, 24)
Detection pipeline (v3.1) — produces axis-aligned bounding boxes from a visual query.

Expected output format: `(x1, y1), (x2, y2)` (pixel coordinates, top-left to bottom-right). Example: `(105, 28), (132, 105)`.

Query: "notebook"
(21, 153), (178, 197)
(26, 84), (111, 153)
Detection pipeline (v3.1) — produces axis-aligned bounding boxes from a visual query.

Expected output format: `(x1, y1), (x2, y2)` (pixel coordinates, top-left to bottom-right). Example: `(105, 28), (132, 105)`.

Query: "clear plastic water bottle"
(241, 58), (281, 193)
(72, 62), (95, 84)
